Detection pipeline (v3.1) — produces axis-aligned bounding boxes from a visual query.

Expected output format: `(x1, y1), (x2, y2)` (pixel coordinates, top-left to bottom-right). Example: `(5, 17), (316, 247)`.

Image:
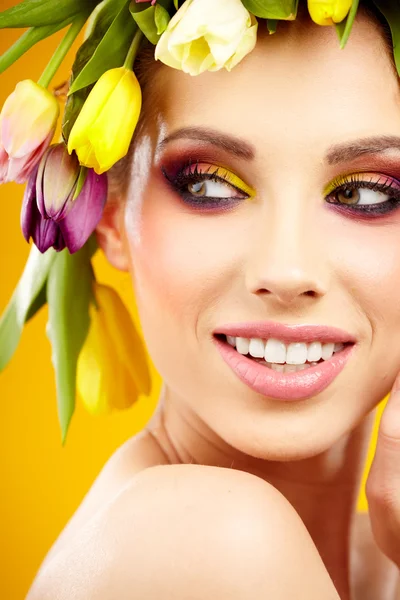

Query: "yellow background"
(0, 2), (387, 598)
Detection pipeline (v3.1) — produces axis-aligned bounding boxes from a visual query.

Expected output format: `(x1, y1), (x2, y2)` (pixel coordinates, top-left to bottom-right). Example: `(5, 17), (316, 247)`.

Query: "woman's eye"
(187, 178), (246, 199)
(162, 161), (255, 208)
(325, 174), (400, 216)
(335, 186), (391, 206)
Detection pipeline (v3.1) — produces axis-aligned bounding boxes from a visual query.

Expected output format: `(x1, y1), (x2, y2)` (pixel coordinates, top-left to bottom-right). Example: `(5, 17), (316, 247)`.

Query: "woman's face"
(113, 12), (400, 460)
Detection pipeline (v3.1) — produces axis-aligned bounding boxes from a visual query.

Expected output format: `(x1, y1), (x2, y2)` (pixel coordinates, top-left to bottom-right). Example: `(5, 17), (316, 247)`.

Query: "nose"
(245, 202), (329, 307)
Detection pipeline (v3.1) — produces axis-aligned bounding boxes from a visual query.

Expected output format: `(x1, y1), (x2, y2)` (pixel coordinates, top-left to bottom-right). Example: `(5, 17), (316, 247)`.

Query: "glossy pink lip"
(213, 336), (356, 401)
(214, 321), (356, 344)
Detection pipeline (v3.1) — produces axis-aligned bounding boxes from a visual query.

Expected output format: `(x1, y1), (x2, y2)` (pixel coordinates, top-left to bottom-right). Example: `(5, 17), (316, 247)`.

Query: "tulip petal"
(86, 70), (142, 173)
(76, 343), (109, 416)
(1, 126), (54, 185)
(42, 144), (80, 219)
(1, 80), (59, 158)
(155, 0), (257, 75)
(20, 166), (40, 243)
(0, 140), (9, 184)
(58, 169), (107, 254)
(68, 68), (142, 174)
(20, 160), (67, 253)
(76, 300), (113, 415)
(67, 70), (121, 154)
(35, 217), (64, 254)
(95, 284), (151, 396)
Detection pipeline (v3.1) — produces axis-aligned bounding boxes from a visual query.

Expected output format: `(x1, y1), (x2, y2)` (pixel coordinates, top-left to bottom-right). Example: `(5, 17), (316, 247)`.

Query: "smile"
(224, 335), (347, 373)
(212, 322), (356, 401)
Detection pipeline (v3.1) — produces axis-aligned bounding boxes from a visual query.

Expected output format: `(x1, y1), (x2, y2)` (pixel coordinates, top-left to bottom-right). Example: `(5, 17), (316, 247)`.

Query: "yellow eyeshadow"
(323, 174), (350, 196)
(211, 166), (256, 197)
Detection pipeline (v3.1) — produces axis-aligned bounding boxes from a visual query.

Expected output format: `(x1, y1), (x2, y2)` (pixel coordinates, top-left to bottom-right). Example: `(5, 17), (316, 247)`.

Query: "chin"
(206, 390), (364, 462)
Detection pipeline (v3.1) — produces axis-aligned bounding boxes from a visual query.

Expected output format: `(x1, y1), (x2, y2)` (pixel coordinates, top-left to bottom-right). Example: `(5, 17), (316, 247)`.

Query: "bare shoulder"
(39, 429), (168, 570)
(352, 512), (400, 600)
(29, 465), (341, 600)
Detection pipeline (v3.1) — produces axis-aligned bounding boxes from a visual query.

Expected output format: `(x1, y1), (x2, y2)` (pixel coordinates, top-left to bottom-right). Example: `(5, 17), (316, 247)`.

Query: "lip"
(214, 321), (356, 344)
(213, 336), (356, 401)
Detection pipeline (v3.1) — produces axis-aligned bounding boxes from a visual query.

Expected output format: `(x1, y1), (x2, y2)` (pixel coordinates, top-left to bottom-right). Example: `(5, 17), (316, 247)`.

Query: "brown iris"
(337, 188), (360, 205)
(188, 181), (207, 196)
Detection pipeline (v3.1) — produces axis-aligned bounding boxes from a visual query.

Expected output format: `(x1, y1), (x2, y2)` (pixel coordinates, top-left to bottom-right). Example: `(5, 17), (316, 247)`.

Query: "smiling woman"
(3, 0), (400, 599)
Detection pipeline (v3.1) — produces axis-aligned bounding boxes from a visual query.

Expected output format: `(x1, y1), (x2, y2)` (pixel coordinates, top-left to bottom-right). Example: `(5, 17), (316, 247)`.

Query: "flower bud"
(0, 80), (59, 184)
(67, 67), (142, 174)
(21, 143), (107, 254)
(155, 0), (258, 76)
(76, 283), (151, 415)
(307, 0), (352, 25)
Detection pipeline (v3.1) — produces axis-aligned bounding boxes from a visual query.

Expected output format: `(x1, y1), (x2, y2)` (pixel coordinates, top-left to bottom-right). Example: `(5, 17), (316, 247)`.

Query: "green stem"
(124, 29), (143, 71)
(38, 13), (88, 88)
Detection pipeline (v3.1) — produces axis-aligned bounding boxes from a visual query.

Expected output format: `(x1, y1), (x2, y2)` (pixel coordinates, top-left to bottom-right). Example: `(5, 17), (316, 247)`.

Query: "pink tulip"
(21, 143), (107, 254)
(0, 80), (59, 184)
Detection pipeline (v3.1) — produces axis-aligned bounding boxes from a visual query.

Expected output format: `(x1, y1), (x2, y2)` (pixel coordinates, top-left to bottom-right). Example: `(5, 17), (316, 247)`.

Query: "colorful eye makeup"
(161, 158), (400, 219)
(161, 159), (256, 209)
(324, 172), (400, 216)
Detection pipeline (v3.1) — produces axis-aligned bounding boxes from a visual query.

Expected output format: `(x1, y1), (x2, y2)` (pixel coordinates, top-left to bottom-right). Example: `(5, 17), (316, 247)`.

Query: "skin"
(26, 9), (400, 600)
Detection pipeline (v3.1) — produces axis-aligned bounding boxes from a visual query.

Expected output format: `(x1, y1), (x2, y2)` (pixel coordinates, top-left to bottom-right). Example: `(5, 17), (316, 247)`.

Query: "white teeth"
(264, 338), (286, 364)
(321, 343), (334, 360)
(286, 342), (307, 365)
(307, 341), (322, 362)
(249, 338), (265, 358)
(236, 337), (250, 355)
(226, 335), (348, 367)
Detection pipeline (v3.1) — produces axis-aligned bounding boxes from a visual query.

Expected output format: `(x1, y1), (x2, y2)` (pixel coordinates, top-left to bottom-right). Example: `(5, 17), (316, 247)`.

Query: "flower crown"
(0, 0), (397, 443)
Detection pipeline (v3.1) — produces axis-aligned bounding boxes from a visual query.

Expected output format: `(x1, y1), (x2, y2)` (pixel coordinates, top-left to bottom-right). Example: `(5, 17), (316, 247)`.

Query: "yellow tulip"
(307, 0), (352, 25)
(67, 67), (142, 174)
(76, 283), (151, 415)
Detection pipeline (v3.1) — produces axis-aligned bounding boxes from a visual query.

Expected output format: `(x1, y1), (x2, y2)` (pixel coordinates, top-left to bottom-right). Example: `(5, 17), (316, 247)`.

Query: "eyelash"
(162, 161), (400, 216)
(325, 173), (400, 216)
(161, 160), (250, 209)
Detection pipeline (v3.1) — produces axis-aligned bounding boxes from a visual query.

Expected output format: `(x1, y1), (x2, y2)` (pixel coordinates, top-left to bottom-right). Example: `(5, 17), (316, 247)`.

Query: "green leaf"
(0, 245), (56, 372)
(173, 0), (179, 9)
(241, 0), (298, 19)
(334, 0), (359, 49)
(68, 0), (136, 94)
(62, 83), (93, 141)
(155, 3), (170, 35)
(372, 0), (400, 77)
(0, 0), (101, 28)
(0, 17), (73, 74)
(47, 244), (93, 444)
(72, 166), (89, 201)
(267, 18), (277, 34)
(130, 4), (160, 45)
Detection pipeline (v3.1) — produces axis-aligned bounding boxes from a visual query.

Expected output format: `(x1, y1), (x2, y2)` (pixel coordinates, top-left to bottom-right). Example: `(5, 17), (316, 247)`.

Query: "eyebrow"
(157, 126), (255, 160)
(158, 129), (400, 166)
(325, 135), (400, 165)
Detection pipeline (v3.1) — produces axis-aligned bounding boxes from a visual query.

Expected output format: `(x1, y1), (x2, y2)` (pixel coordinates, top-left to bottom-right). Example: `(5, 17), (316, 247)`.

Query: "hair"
(107, 1), (396, 198)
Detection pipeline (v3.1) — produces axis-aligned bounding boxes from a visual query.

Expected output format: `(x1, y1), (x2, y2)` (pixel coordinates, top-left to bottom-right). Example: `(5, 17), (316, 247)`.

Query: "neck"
(146, 384), (377, 599)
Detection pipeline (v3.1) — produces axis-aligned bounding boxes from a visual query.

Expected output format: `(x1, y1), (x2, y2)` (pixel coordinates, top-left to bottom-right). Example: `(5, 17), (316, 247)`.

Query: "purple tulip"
(21, 143), (107, 254)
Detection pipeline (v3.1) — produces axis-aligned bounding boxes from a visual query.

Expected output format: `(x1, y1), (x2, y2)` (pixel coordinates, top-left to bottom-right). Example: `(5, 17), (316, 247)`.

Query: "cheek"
(125, 183), (246, 388)
(330, 215), (400, 370)
(129, 184), (243, 322)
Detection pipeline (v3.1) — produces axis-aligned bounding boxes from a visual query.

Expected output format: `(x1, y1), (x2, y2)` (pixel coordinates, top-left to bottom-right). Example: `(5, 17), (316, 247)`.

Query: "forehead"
(155, 13), (400, 161)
